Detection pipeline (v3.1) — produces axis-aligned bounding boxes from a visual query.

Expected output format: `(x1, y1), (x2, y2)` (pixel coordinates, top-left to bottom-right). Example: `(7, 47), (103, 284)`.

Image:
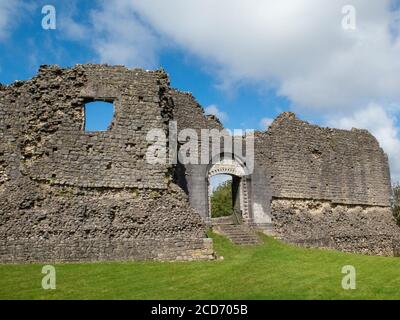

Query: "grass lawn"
(0, 232), (400, 300)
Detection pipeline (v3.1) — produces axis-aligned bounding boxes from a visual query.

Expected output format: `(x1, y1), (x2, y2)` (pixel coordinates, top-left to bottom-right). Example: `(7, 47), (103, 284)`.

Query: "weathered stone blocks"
(271, 199), (400, 256)
(0, 64), (213, 263)
(0, 64), (399, 262)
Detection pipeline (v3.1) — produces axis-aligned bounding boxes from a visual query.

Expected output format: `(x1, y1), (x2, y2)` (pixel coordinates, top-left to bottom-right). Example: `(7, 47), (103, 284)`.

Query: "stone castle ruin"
(0, 64), (399, 263)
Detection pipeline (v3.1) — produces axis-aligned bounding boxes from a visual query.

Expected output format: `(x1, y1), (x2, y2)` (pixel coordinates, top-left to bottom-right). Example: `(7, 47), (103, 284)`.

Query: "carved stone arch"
(208, 152), (250, 176)
(207, 154), (252, 223)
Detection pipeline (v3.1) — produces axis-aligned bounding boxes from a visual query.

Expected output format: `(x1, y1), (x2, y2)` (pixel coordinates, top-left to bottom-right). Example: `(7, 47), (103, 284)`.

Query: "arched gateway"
(182, 151), (273, 228)
(207, 156), (251, 224)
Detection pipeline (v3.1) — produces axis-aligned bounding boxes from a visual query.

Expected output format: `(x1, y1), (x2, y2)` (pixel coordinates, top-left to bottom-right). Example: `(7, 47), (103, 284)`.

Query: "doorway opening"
(210, 174), (233, 218)
(207, 156), (250, 224)
(209, 173), (243, 224)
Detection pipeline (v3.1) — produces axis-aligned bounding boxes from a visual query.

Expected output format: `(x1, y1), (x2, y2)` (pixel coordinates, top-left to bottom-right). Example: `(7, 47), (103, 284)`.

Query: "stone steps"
(211, 215), (235, 225)
(250, 223), (276, 237)
(213, 224), (261, 245)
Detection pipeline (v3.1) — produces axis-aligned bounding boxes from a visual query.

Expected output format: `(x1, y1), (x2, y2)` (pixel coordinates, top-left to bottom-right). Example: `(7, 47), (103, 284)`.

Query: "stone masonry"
(0, 64), (399, 262)
(255, 113), (399, 255)
(0, 64), (213, 263)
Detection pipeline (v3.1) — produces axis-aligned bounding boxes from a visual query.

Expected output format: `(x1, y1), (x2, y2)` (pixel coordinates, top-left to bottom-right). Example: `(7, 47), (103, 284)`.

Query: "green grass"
(1, 232), (400, 300)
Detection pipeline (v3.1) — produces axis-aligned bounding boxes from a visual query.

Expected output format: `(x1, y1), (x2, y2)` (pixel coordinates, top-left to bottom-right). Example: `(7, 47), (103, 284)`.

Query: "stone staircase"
(211, 215), (235, 225)
(213, 223), (262, 245)
(250, 223), (276, 237)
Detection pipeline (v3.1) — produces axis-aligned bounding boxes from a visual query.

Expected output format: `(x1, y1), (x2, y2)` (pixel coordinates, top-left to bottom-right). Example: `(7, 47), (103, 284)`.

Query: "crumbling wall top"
(256, 112), (391, 206)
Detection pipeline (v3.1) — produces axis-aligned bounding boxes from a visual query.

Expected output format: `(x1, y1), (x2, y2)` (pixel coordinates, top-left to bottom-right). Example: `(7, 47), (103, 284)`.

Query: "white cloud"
(79, 1), (400, 110)
(61, 0), (159, 68)
(327, 104), (400, 182)
(59, 16), (89, 41)
(61, 0), (400, 181)
(205, 105), (228, 122)
(0, 1), (27, 40)
(88, 0), (159, 68)
(127, 0), (400, 181)
(130, 0), (400, 111)
(260, 117), (274, 129)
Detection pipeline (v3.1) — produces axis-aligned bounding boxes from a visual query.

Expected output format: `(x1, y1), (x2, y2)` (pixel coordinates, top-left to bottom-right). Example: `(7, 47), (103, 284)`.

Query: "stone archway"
(207, 157), (251, 224)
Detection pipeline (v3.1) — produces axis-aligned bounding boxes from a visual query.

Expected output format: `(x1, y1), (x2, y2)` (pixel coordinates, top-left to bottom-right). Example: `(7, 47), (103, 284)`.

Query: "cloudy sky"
(1, 0), (400, 181)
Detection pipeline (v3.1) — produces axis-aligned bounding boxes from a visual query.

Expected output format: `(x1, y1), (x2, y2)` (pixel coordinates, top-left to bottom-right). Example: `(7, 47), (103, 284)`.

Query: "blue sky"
(1, 0), (400, 181)
(0, 0), (289, 132)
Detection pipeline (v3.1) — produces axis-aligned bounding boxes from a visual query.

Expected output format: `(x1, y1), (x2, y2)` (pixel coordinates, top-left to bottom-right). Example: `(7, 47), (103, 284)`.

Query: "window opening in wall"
(84, 100), (114, 132)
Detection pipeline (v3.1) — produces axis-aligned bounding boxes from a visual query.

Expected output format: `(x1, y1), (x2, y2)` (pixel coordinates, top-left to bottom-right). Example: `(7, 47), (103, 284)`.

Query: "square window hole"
(84, 99), (115, 132)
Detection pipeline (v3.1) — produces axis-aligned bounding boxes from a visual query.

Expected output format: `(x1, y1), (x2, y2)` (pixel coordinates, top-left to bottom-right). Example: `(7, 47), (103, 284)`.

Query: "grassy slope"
(0, 232), (400, 300)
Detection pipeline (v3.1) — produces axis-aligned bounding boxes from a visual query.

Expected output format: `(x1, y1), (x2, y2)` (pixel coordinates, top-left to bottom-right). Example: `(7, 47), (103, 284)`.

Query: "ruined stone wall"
(170, 90), (223, 132)
(0, 84), (8, 185)
(0, 65), (213, 263)
(256, 112), (391, 206)
(255, 112), (399, 255)
(272, 199), (399, 256)
(170, 90), (224, 220)
(5, 64), (172, 189)
(1, 64), (398, 260)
